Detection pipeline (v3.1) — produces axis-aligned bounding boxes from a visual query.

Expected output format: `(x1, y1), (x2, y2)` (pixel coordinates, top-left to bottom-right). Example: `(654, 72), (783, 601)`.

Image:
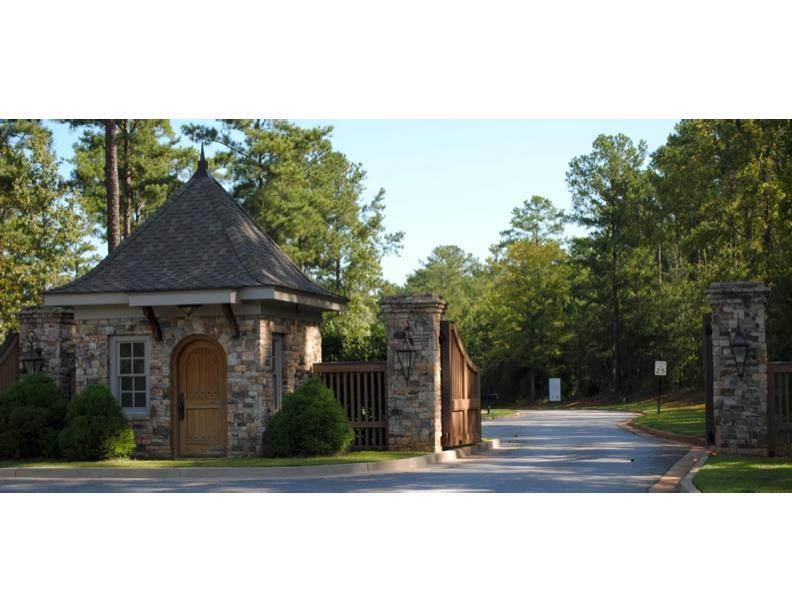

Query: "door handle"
(178, 393), (185, 421)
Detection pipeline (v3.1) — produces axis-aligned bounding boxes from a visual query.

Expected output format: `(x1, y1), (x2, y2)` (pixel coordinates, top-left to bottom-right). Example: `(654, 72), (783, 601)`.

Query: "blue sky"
(47, 119), (679, 284)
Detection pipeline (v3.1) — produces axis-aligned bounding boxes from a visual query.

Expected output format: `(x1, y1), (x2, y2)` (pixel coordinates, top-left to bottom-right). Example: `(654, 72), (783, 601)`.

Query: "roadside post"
(654, 360), (667, 413)
(486, 392), (498, 415)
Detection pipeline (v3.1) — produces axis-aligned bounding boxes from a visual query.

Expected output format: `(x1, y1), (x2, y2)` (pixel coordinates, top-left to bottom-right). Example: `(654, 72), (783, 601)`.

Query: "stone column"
(706, 281), (770, 455)
(381, 294), (447, 452)
(16, 306), (77, 398)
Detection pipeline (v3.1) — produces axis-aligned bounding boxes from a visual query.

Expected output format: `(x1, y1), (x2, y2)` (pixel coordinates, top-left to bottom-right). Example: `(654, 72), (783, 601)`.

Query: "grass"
(694, 455), (792, 493)
(0, 450), (425, 469)
(489, 391), (706, 439)
(482, 408), (523, 420)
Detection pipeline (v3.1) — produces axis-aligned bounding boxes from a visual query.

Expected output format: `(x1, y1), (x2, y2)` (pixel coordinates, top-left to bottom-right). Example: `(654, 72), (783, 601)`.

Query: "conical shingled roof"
(48, 159), (345, 303)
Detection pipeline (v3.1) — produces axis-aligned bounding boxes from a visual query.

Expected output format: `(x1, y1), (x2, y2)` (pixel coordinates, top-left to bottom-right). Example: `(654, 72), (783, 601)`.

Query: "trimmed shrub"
(262, 377), (354, 457)
(58, 385), (136, 461)
(0, 373), (67, 459)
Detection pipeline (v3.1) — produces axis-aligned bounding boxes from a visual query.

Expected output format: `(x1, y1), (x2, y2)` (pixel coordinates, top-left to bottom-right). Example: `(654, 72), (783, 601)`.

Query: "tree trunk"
(611, 261), (621, 394)
(104, 120), (120, 252)
(121, 119), (132, 238)
(529, 366), (535, 403)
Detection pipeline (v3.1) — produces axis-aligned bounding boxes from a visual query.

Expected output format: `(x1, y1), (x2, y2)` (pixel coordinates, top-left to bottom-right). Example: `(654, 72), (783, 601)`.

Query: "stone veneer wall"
(74, 311), (321, 458)
(381, 294), (447, 452)
(706, 281), (771, 455)
(16, 307), (76, 398)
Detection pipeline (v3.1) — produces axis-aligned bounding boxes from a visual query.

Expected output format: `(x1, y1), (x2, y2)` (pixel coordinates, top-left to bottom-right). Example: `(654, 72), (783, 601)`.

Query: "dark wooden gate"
(703, 313), (715, 445)
(768, 362), (792, 456)
(313, 361), (388, 449)
(0, 333), (19, 393)
(441, 321), (481, 448)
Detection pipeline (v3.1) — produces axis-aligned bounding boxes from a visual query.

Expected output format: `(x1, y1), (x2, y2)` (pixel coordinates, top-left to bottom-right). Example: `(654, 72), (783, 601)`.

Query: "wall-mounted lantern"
(729, 315), (749, 378)
(21, 331), (44, 374)
(391, 320), (417, 383)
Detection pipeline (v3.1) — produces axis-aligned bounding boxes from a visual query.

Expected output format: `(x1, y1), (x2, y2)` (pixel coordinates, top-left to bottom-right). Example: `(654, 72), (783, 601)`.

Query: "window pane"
(132, 342), (145, 358)
(120, 359), (131, 375)
(132, 358), (145, 374)
(120, 377), (133, 392)
(120, 343), (131, 358)
(133, 376), (146, 392)
(134, 393), (146, 408)
(121, 392), (133, 408)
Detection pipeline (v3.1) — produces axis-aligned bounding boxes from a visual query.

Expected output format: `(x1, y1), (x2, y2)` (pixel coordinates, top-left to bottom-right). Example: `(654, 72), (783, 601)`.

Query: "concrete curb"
(649, 448), (710, 493)
(679, 451), (709, 493)
(0, 439), (501, 481)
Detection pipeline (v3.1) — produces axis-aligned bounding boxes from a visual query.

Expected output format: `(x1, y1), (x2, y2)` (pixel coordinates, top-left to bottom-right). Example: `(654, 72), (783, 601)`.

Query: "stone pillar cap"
(706, 281), (770, 300)
(380, 294), (447, 313)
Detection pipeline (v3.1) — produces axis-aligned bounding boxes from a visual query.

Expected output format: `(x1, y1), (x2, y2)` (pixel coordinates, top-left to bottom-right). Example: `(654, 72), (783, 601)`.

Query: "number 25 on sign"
(655, 360), (667, 413)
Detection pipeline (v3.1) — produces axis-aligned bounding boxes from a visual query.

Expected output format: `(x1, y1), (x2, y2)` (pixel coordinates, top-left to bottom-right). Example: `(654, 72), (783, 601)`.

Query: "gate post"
(380, 294), (447, 452)
(706, 282), (770, 455)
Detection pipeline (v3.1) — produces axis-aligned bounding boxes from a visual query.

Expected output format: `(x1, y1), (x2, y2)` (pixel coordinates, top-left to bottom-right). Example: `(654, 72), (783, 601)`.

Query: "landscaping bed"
(693, 455), (792, 493)
(0, 450), (425, 470)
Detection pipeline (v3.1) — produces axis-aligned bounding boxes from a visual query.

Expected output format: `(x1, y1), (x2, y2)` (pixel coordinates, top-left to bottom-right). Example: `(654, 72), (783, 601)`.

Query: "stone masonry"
(18, 305), (321, 458)
(381, 294), (447, 453)
(17, 307), (76, 398)
(706, 281), (771, 455)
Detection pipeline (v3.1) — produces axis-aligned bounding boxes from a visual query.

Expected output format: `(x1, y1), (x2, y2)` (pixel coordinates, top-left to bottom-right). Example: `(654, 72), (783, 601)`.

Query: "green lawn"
(482, 408), (522, 420)
(0, 450), (425, 469)
(632, 407), (705, 438)
(694, 455), (792, 492)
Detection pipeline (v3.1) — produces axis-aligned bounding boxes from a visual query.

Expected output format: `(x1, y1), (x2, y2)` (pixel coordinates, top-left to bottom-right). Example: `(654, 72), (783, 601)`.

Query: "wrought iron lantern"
(729, 315), (749, 378)
(391, 320), (417, 383)
(21, 331), (44, 374)
(178, 304), (201, 317)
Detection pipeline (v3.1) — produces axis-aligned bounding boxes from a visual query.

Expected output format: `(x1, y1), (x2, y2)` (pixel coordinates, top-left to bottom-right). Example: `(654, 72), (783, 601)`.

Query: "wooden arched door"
(175, 337), (227, 457)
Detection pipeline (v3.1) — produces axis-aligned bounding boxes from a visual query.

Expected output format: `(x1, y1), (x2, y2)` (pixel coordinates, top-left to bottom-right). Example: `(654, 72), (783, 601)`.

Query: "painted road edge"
(0, 439), (501, 481)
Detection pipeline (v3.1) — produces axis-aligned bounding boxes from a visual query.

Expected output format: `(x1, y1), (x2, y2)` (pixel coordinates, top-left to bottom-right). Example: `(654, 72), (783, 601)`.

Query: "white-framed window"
(109, 336), (150, 417)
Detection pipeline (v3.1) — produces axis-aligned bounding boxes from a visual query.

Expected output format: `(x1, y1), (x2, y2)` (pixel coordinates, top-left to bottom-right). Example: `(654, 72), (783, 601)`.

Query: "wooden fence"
(769, 362), (792, 456)
(440, 321), (481, 448)
(0, 333), (19, 393)
(313, 361), (388, 449)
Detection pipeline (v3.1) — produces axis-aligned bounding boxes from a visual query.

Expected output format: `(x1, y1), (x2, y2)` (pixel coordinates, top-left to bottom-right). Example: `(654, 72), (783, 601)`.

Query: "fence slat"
(313, 361), (388, 449)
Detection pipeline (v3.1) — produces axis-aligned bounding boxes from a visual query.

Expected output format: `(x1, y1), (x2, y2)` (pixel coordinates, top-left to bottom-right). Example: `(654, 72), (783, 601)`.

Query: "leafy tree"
(496, 195), (564, 250)
(404, 245), (483, 342)
(566, 134), (654, 393)
(0, 120), (94, 335)
(182, 119), (403, 360)
(68, 120), (195, 243)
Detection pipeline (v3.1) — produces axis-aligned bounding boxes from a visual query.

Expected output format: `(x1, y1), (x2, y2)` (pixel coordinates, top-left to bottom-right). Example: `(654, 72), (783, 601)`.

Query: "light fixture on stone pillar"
(391, 320), (417, 383)
(21, 331), (44, 374)
(729, 314), (749, 378)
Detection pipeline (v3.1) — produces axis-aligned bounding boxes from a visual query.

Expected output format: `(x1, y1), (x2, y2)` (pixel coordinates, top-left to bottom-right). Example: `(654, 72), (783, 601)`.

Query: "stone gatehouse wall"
(17, 307), (76, 398)
(73, 312), (321, 458)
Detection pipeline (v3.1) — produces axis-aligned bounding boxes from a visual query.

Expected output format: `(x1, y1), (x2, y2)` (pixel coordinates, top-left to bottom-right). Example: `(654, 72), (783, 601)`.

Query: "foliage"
(495, 195), (565, 250)
(68, 120), (195, 241)
(0, 120), (94, 335)
(694, 456), (792, 493)
(57, 385), (136, 460)
(261, 377), (354, 457)
(182, 119), (403, 361)
(0, 374), (67, 459)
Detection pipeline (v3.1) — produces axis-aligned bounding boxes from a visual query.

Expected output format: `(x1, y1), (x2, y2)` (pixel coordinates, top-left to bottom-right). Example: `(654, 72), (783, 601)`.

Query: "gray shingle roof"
(48, 164), (345, 303)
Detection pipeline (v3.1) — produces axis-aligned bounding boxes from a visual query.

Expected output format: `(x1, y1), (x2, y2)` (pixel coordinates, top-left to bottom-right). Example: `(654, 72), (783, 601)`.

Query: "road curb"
(0, 439), (501, 481)
(679, 451), (709, 493)
(649, 448), (709, 493)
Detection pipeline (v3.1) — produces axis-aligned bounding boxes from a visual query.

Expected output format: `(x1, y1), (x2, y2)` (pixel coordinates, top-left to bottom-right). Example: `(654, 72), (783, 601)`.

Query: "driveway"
(0, 411), (689, 492)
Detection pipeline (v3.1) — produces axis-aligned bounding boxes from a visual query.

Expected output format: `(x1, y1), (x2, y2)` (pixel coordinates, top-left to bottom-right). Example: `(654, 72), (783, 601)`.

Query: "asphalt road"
(0, 411), (689, 493)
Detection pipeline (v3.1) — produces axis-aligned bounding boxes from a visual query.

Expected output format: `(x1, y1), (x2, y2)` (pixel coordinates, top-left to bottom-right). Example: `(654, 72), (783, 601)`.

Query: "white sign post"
(549, 378), (561, 402)
(654, 360), (667, 413)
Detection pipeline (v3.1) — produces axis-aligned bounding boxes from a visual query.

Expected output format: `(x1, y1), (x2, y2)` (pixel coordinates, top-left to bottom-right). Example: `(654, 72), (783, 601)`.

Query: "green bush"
(58, 385), (136, 461)
(262, 377), (354, 457)
(0, 373), (68, 459)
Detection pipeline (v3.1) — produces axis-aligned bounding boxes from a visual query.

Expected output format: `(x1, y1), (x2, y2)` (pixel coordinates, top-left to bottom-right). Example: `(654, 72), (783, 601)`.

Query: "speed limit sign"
(654, 360), (667, 376)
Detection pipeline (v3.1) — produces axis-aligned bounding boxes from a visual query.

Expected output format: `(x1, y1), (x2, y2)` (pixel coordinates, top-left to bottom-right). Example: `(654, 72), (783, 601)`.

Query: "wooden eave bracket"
(142, 306), (162, 341)
(222, 303), (240, 339)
